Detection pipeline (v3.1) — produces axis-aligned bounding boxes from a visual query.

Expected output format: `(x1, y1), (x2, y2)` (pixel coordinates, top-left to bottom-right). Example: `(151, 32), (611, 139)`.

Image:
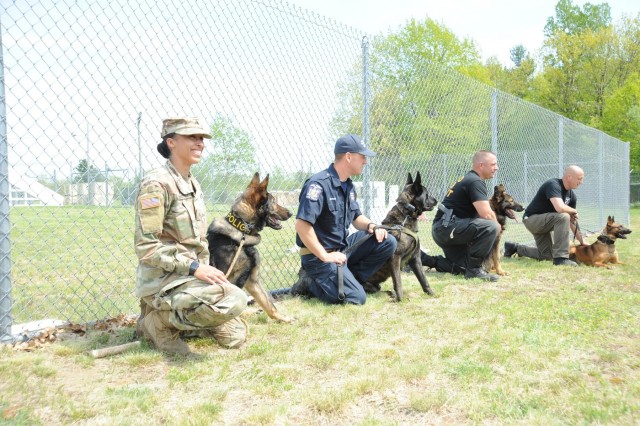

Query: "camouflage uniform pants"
(143, 280), (248, 349)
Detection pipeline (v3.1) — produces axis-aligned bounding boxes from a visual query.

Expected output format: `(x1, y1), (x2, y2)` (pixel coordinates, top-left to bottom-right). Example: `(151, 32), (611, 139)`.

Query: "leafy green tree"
(193, 115), (258, 203)
(601, 73), (640, 171)
(510, 44), (528, 67)
(544, 0), (611, 37)
(73, 159), (105, 183)
(332, 18), (487, 184)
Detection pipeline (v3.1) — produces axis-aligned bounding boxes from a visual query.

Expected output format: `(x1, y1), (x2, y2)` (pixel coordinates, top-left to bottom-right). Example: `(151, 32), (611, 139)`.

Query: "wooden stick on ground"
(90, 341), (141, 358)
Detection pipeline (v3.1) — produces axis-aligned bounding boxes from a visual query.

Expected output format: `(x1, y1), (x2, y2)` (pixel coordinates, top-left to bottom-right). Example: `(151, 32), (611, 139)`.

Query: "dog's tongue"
(506, 209), (517, 222)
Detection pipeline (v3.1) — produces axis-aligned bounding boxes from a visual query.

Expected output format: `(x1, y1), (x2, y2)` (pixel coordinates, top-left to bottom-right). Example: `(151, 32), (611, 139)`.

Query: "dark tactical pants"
(431, 216), (500, 274)
(301, 231), (397, 305)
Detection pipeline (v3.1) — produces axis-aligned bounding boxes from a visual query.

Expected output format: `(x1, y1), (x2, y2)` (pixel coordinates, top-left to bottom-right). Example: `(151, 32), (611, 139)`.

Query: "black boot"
(291, 267), (312, 297)
(553, 257), (577, 267)
(421, 252), (439, 269)
(503, 241), (518, 258)
(464, 267), (499, 282)
(465, 256), (499, 282)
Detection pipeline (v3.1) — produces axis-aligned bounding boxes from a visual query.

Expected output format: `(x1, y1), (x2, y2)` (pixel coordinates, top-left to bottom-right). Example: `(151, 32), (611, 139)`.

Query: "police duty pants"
(518, 212), (571, 260)
(431, 217), (499, 274)
(301, 231), (397, 305)
(143, 280), (248, 349)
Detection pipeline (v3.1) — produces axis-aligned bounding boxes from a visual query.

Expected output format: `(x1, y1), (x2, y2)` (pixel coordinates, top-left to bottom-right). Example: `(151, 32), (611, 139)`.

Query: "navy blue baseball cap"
(334, 134), (376, 157)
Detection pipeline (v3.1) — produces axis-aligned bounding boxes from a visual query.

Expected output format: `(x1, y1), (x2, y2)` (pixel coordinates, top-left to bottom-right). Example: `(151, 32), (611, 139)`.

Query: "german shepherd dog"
(570, 216), (632, 268)
(361, 172), (437, 301)
(206, 173), (293, 322)
(484, 184), (524, 276)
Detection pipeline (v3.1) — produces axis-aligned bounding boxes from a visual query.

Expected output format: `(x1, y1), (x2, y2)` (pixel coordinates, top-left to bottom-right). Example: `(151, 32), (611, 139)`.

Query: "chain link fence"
(0, 0), (630, 341)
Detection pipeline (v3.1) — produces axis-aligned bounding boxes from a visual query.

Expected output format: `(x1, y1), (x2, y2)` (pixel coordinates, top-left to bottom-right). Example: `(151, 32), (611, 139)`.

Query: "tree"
(510, 44), (527, 67)
(544, 0), (611, 37)
(73, 159), (105, 183)
(192, 115), (258, 203)
(601, 73), (640, 172)
(332, 17), (486, 184)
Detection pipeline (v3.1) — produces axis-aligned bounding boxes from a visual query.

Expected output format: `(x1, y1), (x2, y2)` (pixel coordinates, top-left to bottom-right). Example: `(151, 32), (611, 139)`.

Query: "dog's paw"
(496, 269), (509, 276)
(273, 313), (294, 323)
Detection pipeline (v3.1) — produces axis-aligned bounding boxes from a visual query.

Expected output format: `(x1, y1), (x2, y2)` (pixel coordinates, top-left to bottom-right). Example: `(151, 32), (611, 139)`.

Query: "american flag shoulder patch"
(140, 194), (161, 210)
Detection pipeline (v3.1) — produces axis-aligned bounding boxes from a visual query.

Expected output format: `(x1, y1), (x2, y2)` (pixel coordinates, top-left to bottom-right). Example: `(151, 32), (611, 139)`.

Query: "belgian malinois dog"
(570, 216), (632, 268)
(484, 184), (524, 276)
(206, 173), (293, 322)
(361, 172), (437, 301)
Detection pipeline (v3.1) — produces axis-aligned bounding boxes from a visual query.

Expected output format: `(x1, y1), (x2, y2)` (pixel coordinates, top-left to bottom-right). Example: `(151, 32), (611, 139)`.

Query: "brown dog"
(361, 172), (437, 301)
(484, 184), (524, 276)
(570, 216), (631, 268)
(206, 173), (293, 322)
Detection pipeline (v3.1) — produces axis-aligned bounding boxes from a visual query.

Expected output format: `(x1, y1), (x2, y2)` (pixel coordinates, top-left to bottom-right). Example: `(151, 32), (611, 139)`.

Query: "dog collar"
(597, 234), (615, 245)
(225, 212), (254, 234)
(399, 202), (421, 218)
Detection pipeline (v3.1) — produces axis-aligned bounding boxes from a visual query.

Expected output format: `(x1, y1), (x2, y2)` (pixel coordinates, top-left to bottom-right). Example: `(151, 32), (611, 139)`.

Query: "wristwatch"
(188, 261), (200, 276)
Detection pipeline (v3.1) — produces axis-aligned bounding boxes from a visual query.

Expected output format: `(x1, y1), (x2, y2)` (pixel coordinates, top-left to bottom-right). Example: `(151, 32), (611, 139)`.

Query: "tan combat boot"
(136, 299), (153, 339)
(140, 310), (191, 355)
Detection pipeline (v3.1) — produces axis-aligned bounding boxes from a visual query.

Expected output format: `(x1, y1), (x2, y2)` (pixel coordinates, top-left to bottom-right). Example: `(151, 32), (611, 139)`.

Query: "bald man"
(423, 150), (501, 282)
(503, 165), (585, 266)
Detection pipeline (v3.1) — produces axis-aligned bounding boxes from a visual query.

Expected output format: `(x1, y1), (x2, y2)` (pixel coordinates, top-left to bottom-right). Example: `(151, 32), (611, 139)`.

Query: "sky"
(283, 0), (640, 65)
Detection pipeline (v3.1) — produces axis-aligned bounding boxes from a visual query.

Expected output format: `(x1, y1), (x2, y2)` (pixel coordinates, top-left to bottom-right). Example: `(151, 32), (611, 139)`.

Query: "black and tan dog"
(361, 172), (437, 301)
(484, 184), (524, 276)
(206, 173), (293, 322)
(570, 216), (631, 268)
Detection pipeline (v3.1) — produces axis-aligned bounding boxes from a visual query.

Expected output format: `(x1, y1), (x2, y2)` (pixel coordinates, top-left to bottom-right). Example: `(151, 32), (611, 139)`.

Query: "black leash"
(572, 220), (581, 245)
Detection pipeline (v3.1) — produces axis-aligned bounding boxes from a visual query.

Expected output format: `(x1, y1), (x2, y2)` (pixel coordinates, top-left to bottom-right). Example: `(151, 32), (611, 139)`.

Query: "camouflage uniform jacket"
(134, 161), (209, 298)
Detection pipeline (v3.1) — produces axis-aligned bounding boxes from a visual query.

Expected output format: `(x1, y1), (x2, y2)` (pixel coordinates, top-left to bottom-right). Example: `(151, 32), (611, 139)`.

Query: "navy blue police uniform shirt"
(434, 170), (488, 221)
(296, 164), (362, 250)
(524, 178), (576, 217)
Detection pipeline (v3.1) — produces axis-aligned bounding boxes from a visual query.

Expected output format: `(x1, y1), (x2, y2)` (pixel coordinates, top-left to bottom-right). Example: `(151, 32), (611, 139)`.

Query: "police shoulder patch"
(306, 183), (323, 201)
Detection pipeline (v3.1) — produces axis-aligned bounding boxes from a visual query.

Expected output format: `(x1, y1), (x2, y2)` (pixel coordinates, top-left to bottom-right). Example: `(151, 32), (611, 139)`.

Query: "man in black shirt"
(503, 165), (585, 266)
(423, 150), (501, 282)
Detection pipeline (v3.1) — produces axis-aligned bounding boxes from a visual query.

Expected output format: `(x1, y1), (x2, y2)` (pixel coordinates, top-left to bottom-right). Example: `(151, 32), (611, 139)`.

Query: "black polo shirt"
(434, 170), (488, 220)
(524, 178), (576, 216)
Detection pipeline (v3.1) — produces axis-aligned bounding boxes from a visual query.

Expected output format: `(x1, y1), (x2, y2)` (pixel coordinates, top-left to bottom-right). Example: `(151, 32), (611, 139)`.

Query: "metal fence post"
(0, 17), (13, 344)
(362, 35), (371, 217)
(598, 132), (604, 225)
(558, 118), (564, 176)
(490, 89), (498, 188)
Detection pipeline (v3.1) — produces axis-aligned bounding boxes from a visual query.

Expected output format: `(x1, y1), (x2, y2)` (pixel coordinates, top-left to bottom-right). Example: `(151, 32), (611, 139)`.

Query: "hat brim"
(173, 127), (212, 139)
(358, 148), (376, 157)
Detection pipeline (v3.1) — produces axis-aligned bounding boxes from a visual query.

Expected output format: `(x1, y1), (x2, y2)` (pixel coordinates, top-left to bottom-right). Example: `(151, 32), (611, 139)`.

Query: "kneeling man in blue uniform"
(292, 135), (397, 305)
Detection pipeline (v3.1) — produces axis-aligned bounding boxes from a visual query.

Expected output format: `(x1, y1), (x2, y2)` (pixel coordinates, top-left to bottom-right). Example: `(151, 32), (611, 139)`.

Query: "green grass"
(0, 208), (638, 424)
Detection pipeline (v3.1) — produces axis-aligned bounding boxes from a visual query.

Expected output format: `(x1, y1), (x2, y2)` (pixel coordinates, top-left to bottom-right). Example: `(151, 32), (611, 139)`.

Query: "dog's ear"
(406, 173), (413, 185)
(258, 174), (270, 192)
(412, 172), (423, 194)
(608, 216), (614, 224)
(248, 172), (260, 188)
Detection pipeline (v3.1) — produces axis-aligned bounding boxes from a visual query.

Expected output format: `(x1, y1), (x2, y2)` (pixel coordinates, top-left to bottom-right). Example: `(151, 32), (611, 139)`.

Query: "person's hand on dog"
(194, 264), (231, 285)
(372, 226), (388, 243)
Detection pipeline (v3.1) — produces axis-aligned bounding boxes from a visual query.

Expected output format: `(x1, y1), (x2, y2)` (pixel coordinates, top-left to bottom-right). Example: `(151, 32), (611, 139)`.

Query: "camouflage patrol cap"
(161, 117), (211, 139)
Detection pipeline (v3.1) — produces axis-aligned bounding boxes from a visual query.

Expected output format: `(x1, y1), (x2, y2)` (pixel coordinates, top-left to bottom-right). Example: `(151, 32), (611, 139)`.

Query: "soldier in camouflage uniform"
(134, 117), (248, 354)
